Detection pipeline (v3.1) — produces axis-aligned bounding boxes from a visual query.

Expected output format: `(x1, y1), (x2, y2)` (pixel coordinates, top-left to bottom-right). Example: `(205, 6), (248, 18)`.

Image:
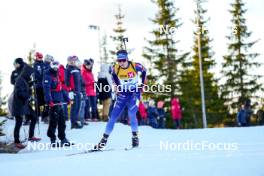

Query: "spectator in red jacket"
(81, 59), (98, 121)
(171, 97), (182, 129)
(58, 64), (69, 121)
(138, 101), (147, 125)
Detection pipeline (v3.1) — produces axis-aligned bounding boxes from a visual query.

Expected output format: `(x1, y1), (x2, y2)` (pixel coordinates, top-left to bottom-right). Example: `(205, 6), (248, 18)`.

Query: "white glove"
(80, 93), (84, 99)
(69, 92), (75, 100)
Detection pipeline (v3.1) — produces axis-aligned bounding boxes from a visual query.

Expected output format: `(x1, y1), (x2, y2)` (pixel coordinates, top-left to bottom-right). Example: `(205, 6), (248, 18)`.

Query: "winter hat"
(84, 59), (92, 66)
(89, 58), (94, 64)
(116, 50), (128, 60)
(44, 54), (54, 63)
(244, 99), (251, 108)
(67, 55), (79, 62)
(35, 52), (43, 61)
(14, 58), (24, 65)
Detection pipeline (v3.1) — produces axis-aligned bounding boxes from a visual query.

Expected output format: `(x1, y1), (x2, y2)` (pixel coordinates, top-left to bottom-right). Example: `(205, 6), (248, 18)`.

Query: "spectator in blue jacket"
(147, 99), (159, 128)
(33, 52), (45, 119)
(237, 99), (253, 127)
(65, 55), (82, 129)
(43, 61), (72, 147)
(43, 54), (54, 71)
(157, 100), (166, 129)
(41, 54), (55, 123)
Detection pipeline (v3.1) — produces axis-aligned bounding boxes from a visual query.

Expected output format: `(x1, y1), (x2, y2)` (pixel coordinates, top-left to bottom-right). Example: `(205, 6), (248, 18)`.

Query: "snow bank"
(0, 118), (264, 176)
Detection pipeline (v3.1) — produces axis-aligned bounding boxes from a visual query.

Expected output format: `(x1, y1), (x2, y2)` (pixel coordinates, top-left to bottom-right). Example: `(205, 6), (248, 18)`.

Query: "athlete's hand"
(69, 91), (75, 100)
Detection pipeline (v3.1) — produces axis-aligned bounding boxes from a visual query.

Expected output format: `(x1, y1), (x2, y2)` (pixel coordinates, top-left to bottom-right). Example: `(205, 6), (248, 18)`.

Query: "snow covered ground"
(1, 118), (264, 176)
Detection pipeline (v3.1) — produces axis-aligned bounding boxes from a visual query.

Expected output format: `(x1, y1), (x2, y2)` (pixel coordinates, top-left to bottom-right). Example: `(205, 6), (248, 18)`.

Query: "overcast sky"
(0, 0), (263, 96)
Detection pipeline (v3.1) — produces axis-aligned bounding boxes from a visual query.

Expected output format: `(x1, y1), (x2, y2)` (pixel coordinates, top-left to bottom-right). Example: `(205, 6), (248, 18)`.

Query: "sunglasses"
(117, 59), (127, 63)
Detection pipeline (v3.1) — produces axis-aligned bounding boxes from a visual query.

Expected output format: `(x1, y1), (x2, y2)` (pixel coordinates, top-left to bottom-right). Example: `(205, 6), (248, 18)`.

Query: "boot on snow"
(94, 134), (109, 150)
(15, 143), (27, 149)
(71, 121), (83, 129)
(50, 139), (59, 148)
(60, 138), (74, 147)
(28, 136), (41, 142)
(132, 132), (139, 148)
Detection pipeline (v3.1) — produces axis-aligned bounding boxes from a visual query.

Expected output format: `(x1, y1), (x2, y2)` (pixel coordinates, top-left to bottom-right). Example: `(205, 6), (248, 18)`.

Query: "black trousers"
(36, 87), (47, 119)
(47, 105), (66, 141)
(42, 105), (49, 120)
(14, 107), (37, 143)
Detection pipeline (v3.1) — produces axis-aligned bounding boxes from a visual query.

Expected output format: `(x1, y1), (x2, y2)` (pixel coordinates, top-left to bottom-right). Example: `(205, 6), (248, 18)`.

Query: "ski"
(66, 148), (114, 156)
(124, 146), (139, 151)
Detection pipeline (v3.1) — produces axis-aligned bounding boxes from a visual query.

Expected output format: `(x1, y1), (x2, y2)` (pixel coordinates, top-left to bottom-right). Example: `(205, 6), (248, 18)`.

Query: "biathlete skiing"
(94, 49), (147, 150)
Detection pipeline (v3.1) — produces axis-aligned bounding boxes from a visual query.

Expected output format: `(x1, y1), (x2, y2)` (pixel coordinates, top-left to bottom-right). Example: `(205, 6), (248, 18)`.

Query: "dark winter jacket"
(148, 107), (159, 121)
(157, 108), (166, 119)
(10, 63), (25, 85)
(43, 69), (69, 104)
(97, 77), (112, 101)
(43, 61), (51, 72)
(237, 108), (253, 125)
(65, 65), (81, 93)
(12, 65), (34, 116)
(33, 60), (45, 88)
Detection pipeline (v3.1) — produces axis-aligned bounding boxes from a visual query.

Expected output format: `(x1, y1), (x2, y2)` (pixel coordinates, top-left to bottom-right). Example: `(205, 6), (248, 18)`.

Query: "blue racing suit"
(104, 61), (146, 135)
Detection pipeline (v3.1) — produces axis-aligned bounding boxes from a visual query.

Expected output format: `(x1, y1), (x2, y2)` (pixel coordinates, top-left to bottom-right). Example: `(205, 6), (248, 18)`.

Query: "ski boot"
(28, 136), (41, 142)
(132, 132), (139, 148)
(71, 122), (83, 129)
(50, 139), (59, 148)
(15, 143), (27, 149)
(94, 133), (109, 150)
(60, 138), (73, 147)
